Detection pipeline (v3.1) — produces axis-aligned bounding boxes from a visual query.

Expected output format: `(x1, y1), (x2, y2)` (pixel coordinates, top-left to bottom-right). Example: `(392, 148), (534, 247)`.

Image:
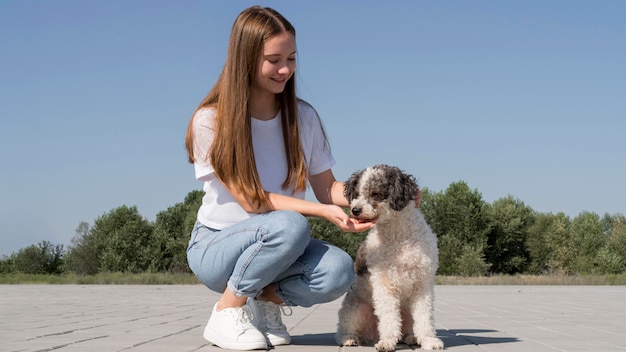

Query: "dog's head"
(344, 164), (419, 222)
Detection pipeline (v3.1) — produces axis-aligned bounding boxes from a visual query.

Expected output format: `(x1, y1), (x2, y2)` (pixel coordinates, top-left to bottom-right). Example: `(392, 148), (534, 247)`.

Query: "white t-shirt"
(191, 101), (335, 229)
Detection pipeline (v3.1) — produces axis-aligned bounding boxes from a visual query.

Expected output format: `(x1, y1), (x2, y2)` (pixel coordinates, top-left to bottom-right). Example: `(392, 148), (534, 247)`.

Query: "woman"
(185, 6), (375, 351)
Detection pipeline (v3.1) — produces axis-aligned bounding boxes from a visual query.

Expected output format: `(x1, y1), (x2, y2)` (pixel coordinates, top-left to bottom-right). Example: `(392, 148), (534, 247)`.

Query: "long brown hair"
(185, 6), (306, 208)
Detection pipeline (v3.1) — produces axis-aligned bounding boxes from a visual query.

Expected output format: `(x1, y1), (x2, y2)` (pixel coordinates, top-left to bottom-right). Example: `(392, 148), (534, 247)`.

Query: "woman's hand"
(323, 204), (375, 233)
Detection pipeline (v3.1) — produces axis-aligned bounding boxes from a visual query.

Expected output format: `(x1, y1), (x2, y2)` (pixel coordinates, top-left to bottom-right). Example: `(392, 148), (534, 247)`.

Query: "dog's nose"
(351, 207), (361, 217)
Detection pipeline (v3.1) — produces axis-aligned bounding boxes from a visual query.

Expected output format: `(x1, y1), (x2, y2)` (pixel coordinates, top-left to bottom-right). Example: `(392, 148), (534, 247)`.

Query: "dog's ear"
(344, 169), (364, 202)
(387, 166), (418, 211)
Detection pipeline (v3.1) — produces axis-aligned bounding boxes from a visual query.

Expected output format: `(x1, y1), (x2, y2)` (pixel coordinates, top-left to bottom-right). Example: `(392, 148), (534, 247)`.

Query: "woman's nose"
(278, 64), (291, 75)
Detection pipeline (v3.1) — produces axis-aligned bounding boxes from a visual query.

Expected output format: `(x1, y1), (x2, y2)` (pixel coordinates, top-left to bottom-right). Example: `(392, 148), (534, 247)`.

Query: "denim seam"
(230, 228), (269, 297)
(275, 259), (312, 306)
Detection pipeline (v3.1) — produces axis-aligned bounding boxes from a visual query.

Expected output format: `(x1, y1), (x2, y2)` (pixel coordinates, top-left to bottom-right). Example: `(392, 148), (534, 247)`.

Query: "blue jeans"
(187, 210), (355, 307)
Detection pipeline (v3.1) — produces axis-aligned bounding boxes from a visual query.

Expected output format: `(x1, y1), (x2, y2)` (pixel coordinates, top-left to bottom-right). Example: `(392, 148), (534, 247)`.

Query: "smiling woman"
(182, 5), (375, 350)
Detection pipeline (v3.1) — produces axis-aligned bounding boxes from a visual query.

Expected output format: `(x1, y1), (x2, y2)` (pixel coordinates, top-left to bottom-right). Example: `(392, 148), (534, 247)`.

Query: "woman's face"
(252, 32), (296, 98)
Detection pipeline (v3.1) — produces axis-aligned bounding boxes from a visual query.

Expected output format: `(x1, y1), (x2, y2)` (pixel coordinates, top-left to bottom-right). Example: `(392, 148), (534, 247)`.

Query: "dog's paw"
(419, 336), (444, 350)
(338, 335), (360, 347)
(374, 338), (397, 352)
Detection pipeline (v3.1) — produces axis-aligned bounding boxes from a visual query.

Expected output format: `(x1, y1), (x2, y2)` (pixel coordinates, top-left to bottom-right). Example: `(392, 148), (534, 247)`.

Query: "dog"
(336, 164), (444, 351)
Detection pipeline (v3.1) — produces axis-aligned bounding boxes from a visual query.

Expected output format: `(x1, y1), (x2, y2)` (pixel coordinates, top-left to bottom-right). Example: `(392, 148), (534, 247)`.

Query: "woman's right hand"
(323, 204), (375, 233)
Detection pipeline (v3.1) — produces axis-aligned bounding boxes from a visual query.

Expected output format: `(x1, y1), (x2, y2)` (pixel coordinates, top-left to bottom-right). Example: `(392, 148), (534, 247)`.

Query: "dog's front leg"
(408, 285), (444, 350)
(370, 273), (402, 352)
(336, 291), (364, 346)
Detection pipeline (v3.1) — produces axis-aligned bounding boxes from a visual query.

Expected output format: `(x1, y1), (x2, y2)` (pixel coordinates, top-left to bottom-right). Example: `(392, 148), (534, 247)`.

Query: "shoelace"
(279, 305), (293, 317)
(260, 302), (292, 329)
(233, 305), (255, 334)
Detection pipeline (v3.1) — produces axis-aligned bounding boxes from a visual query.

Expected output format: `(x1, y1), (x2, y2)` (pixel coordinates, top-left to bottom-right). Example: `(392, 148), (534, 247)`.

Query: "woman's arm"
(308, 169), (348, 207)
(220, 171), (373, 233)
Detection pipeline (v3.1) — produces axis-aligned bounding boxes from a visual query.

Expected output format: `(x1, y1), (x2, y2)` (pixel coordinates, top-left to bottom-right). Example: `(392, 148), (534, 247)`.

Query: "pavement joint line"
(119, 325), (202, 350)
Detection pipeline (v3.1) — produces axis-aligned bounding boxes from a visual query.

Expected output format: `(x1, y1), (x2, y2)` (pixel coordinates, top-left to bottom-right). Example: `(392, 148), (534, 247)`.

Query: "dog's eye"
(371, 192), (384, 200)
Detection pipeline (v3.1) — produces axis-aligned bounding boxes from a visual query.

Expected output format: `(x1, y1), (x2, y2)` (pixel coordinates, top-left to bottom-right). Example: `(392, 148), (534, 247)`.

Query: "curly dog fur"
(336, 164), (444, 351)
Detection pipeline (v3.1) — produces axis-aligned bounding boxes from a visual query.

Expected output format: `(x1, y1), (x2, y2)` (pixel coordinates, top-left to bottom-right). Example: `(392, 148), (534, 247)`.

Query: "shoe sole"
(268, 337), (291, 346)
(268, 338), (291, 346)
(267, 331), (291, 346)
(203, 326), (267, 350)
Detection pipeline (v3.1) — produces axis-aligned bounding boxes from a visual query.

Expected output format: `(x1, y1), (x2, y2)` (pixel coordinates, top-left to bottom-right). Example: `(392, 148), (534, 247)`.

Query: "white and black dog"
(336, 164), (444, 351)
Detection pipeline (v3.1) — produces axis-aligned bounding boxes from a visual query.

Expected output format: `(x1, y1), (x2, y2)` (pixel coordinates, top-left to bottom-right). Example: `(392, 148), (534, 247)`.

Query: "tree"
(421, 181), (491, 276)
(66, 206), (156, 274)
(150, 190), (203, 272)
(0, 255), (11, 273)
(9, 241), (64, 274)
(544, 213), (573, 274)
(595, 213), (625, 274)
(603, 213), (626, 267)
(486, 196), (535, 274)
(95, 206), (154, 273)
(65, 221), (101, 275)
(526, 213), (557, 274)
(569, 211), (604, 274)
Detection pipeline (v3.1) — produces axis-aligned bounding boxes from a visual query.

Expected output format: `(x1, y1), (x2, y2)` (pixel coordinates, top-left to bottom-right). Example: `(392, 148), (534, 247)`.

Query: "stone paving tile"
(1, 285), (625, 352)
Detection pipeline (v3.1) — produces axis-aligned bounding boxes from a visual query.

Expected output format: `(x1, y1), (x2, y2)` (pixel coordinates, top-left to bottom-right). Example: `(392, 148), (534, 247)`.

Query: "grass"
(1, 272), (625, 285)
(0, 272), (202, 285)
(436, 273), (626, 285)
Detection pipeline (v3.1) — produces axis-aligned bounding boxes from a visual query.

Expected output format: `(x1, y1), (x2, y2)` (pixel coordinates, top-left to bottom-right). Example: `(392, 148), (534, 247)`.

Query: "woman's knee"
(312, 244), (355, 301)
(264, 210), (311, 249)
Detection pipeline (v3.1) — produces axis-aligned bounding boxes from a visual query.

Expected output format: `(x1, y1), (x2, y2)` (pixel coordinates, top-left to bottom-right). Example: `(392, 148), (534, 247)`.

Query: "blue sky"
(1, 0), (625, 257)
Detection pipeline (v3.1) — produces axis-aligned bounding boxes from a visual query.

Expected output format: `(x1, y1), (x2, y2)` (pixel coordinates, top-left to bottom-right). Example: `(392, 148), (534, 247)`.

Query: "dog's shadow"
(290, 333), (336, 346)
(439, 329), (519, 348)
(290, 329), (519, 349)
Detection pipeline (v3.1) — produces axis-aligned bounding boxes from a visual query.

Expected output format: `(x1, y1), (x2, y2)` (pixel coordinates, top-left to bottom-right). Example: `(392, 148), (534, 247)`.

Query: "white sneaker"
(248, 298), (292, 346)
(203, 303), (267, 350)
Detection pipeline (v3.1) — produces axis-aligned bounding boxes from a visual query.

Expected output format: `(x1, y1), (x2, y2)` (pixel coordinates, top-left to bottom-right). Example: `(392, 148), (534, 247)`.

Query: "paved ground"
(1, 285), (625, 352)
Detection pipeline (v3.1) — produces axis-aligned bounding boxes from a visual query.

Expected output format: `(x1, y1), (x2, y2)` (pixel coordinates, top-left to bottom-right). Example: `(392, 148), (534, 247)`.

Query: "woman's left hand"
(323, 204), (375, 233)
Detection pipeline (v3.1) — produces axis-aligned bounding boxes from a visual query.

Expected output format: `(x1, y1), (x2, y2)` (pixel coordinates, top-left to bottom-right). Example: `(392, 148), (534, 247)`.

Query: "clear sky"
(1, 0), (625, 257)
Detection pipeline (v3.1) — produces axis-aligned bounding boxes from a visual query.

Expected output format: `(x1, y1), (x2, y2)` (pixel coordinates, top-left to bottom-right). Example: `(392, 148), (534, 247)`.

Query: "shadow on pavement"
(291, 333), (336, 346)
(291, 329), (518, 349)
(440, 329), (519, 348)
